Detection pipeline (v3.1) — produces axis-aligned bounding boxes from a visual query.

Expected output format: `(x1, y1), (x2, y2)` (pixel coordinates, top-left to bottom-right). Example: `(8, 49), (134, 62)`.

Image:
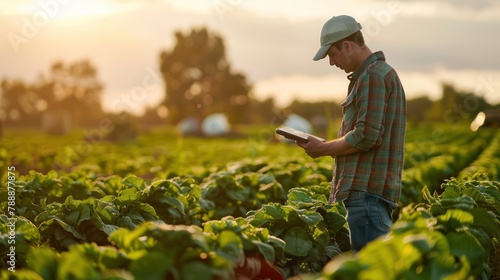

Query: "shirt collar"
(347, 51), (386, 82)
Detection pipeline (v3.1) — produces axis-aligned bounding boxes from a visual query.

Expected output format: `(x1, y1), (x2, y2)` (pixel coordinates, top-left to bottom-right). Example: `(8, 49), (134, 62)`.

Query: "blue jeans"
(343, 191), (396, 252)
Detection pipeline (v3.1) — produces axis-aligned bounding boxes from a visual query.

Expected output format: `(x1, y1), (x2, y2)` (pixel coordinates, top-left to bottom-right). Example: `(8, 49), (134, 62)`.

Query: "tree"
(406, 96), (433, 124)
(1, 60), (104, 128)
(286, 100), (342, 122)
(42, 60), (104, 126)
(159, 27), (251, 124)
(428, 83), (490, 124)
(0, 79), (40, 126)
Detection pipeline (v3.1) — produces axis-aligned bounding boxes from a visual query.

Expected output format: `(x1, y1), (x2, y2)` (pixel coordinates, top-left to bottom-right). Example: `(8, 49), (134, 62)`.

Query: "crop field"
(1, 125), (499, 280)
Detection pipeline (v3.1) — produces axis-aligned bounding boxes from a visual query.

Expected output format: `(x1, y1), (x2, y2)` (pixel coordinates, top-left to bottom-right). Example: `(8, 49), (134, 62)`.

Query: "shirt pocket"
(341, 93), (357, 128)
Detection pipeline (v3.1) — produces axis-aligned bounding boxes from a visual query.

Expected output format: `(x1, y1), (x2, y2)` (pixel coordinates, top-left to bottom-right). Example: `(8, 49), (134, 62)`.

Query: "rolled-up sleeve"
(344, 72), (387, 151)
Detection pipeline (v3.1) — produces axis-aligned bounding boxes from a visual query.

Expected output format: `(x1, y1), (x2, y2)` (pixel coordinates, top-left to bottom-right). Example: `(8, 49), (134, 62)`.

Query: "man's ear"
(344, 41), (353, 53)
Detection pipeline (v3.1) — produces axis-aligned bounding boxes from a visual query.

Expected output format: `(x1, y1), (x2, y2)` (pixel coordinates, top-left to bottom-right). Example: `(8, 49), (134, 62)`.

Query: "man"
(297, 15), (406, 252)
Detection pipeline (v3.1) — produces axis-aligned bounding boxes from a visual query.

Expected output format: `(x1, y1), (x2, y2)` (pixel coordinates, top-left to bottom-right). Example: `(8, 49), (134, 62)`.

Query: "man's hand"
(296, 136), (362, 158)
(296, 136), (330, 158)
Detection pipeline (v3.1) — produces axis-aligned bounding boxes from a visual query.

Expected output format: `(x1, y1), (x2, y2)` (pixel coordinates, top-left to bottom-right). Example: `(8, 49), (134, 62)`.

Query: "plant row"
(459, 130), (500, 181)
(0, 162), (347, 279)
(400, 130), (494, 206)
(320, 177), (500, 280)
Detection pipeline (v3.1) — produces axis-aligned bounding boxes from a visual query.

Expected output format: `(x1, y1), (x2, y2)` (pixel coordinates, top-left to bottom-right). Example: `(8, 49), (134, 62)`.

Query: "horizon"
(1, 0), (500, 116)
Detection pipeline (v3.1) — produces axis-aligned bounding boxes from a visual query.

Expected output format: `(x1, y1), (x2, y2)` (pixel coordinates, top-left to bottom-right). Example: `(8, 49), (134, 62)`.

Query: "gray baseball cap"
(313, 15), (362, 61)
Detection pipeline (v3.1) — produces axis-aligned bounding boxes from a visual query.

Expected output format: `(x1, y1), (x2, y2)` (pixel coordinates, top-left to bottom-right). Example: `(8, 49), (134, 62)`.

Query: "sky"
(1, 0), (500, 115)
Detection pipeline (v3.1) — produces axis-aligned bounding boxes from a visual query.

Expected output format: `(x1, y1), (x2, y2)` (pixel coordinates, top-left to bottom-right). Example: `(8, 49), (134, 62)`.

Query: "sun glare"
(58, 1), (121, 18)
(2, 0), (140, 20)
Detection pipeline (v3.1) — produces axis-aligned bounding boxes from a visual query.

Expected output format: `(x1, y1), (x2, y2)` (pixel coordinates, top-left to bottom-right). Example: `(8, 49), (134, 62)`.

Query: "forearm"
(325, 136), (362, 157)
(297, 135), (362, 158)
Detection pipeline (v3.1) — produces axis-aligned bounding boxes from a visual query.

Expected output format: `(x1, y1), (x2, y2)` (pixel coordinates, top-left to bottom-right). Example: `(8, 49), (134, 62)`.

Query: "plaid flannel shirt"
(329, 51), (406, 204)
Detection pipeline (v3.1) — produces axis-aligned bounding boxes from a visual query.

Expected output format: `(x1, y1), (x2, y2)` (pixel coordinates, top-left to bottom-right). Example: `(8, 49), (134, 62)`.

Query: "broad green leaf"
(15, 217), (40, 244)
(180, 261), (228, 280)
(359, 236), (422, 277)
(463, 187), (486, 203)
(440, 196), (476, 210)
(447, 231), (485, 267)
(134, 202), (159, 219)
(5, 270), (44, 279)
(262, 204), (286, 220)
(403, 234), (434, 254)
(324, 244), (342, 258)
(130, 251), (173, 280)
(115, 192), (141, 205)
(90, 212), (119, 235)
(167, 208), (182, 220)
(217, 230), (244, 262)
(77, 204), (92, 226)
(469, 207), (500, 238)
(422, 186), (439, 204)
(251, 240), (275, 263)
(324, 211), (347, 234)
(322, 256), (367, 278)
(27, 247), (58, 279)
(288, 189), (313, 204)
(119, 187), (141, 200)
(198, 199), (215, 212)
(237, 173), (259, 187)
(259, 173), (276, 184)
(441, 186), (461, 200)
(188, 184), (202, 199)
(98, 246), (128, 269)
(442, 255), (471, 280)
(108, 228), (132, 249)
(226, 188), (250, 201)
(436, 209), (474, 230)
(66, 210), (80, 226)
(297, 211), (323, 226)
(407, 252), (459, 280)
(52, 232), (76, 250)
(123, 175), (145, 189)
(57, 250), (100, 280)
(53, 218), (85, 240)
(283, 226), (312, 257)
(95, 202), (120, 223)
(312, 227), (330, 247)
(159, 196), (185, 215)
(101, 176), (123, 191)
(468, 228), (491, 257)
(64, 196), (80, 210)
(426, 231), (450, 253)
(125, 209), (147, 223)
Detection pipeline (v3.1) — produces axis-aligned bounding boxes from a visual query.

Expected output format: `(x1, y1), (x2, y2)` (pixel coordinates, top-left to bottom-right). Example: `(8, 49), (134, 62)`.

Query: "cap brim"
(313, 44), (332, 61)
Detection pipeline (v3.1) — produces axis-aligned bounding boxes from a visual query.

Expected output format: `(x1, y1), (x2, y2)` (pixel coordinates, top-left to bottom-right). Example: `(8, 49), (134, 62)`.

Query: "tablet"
(275, 126), (325, 143)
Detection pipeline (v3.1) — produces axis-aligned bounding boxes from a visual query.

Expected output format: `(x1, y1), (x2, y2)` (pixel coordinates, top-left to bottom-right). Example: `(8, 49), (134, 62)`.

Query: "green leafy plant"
(247, 184), (349, 277)
(321, 176), (500, 280)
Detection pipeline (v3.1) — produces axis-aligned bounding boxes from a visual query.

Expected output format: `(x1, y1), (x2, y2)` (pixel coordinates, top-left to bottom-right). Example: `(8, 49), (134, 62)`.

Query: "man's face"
(326, 42), (352, 73)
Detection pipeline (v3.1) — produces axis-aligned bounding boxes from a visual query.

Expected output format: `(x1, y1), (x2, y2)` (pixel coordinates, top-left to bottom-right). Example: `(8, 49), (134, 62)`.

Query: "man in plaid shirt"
(297, 15), (406, 252)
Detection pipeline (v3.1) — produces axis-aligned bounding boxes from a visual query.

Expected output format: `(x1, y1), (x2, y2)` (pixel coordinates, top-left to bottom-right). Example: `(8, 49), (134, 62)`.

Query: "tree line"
(1, 26), (496, 132)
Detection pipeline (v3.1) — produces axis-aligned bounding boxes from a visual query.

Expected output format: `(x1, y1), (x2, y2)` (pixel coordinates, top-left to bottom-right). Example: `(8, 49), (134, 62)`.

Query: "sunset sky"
(1, 0), (500, 115)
